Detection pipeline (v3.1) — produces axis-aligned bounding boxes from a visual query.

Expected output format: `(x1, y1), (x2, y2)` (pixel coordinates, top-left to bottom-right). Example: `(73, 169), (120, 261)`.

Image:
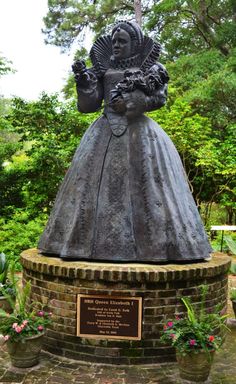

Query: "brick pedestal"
(21, 249), (230, 365)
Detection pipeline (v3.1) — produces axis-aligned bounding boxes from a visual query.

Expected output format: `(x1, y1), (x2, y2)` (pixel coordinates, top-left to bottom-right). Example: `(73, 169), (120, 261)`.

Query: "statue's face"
(112, 29), (132, 60)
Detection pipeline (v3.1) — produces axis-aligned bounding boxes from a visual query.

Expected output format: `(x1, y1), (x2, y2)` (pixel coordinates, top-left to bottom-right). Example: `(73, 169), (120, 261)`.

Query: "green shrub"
(0, 210), (48, 270)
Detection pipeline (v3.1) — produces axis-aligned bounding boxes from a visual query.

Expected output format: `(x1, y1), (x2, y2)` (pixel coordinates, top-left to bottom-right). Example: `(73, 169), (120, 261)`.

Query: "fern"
(16, 281), (31, 317)
(182, 297), (197, 324)
(224, 235), (236, 255)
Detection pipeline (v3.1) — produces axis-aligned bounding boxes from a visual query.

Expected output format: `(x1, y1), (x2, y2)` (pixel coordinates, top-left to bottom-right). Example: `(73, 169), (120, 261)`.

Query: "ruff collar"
(110, 54), (141, 70)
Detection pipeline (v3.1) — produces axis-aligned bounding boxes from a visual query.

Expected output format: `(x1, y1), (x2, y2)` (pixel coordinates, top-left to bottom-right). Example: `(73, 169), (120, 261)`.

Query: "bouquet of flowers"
(112, 64), (168, 97)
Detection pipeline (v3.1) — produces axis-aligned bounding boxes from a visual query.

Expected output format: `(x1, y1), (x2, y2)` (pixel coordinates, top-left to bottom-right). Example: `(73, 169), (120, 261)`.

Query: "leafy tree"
(0, 54), (14, 114)
(43, 0), (236, 59)
(0, 84), (22, 212)
(167, 47), (236, 224)
(0, 210), (47, 270)
(147, 0), (236, 59)
(0, 93), (97, 216)
(0, 54), (13, 77)
(43, 0), (136, 51)
(0, 93), (98, 266)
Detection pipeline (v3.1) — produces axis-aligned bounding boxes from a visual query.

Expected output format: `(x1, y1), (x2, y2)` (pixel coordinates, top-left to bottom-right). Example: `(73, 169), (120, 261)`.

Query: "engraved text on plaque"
(77, 295), (142, 340)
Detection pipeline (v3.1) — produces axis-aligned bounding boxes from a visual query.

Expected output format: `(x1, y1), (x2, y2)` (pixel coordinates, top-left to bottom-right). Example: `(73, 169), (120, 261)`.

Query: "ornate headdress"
(111, 21), (143, 56)
(90, 21), (161, 77)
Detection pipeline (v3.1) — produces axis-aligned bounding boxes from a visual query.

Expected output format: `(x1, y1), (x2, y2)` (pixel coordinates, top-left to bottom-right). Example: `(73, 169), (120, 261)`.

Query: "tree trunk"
(134, 0), (142, 26)
(226, 207), (235, 225)
(196, 0), (229, 55)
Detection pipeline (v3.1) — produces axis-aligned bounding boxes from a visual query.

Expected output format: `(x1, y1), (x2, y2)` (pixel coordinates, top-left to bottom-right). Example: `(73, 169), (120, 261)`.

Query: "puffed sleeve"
(144, 63), (169, 112)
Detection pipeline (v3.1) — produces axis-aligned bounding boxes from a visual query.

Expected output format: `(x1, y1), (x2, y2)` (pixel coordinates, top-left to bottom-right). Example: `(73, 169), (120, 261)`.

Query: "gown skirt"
(38, 113), (211, 261)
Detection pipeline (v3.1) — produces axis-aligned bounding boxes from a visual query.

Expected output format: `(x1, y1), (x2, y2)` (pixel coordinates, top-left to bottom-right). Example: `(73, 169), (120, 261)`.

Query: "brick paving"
(0, 319), (235, 384)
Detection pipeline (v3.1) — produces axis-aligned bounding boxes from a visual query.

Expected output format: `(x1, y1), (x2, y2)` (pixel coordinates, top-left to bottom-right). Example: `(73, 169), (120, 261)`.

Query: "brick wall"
(21, 249), (230, 364)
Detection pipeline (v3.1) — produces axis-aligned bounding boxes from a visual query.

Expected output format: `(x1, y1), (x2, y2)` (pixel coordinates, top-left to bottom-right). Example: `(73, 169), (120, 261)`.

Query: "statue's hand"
(109, 90), (126, 113)
(72, 60), (86, 76)
(123, 90), (146, 119)
(72, 60), (91, 86)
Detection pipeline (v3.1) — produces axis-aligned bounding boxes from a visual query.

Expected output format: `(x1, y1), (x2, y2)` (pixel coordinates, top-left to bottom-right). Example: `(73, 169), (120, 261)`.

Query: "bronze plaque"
(77, 294), (142, 340)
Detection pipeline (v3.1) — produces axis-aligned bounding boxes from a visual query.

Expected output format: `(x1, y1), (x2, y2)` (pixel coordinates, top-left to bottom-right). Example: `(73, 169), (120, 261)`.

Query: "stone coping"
(21, 249), (231, 283)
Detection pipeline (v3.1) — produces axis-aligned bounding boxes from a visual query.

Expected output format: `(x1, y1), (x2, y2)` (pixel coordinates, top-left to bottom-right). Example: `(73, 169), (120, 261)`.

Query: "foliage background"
(0, 0), (235, 268)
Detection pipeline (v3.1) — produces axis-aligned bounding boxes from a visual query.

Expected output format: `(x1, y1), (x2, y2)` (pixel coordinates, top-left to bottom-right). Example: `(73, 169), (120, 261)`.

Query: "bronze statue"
(38, 21), (211, 262)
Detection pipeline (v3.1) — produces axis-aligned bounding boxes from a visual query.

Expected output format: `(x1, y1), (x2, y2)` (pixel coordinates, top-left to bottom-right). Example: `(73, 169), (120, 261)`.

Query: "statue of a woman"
(38, 21), (211, 262)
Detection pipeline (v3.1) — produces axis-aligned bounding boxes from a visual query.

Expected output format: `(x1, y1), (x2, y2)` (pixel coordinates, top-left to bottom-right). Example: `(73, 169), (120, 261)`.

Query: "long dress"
(38, 60), (211, 262)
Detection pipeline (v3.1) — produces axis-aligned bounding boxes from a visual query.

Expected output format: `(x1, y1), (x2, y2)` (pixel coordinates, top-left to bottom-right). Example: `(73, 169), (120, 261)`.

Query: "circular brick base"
(21, 249), (230, 365)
